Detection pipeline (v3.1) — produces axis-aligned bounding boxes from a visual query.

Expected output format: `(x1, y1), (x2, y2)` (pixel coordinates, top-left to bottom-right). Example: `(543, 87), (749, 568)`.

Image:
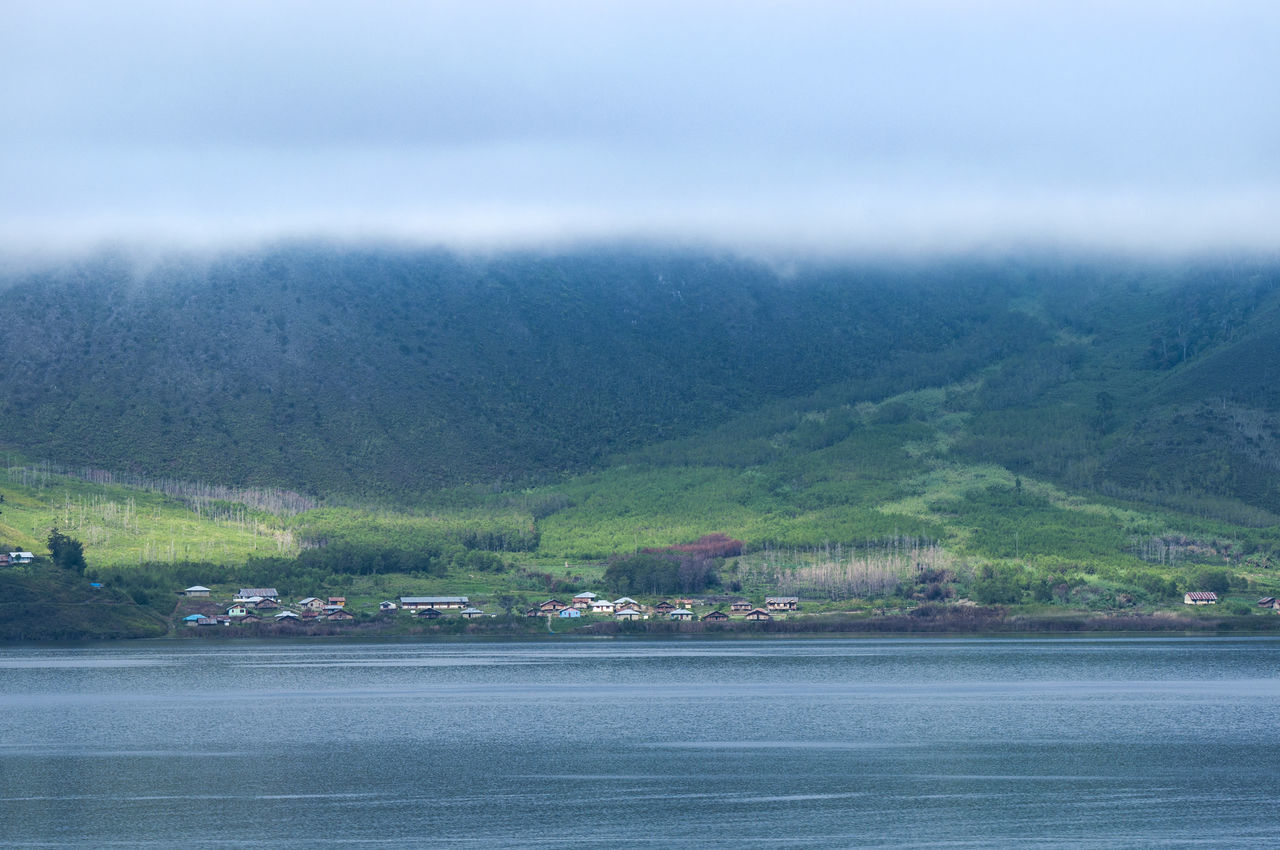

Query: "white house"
(399, 596), (469, 610)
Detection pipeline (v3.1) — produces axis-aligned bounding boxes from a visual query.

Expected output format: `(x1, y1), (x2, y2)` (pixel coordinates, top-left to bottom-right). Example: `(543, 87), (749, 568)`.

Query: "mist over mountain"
(2, 246), (1278, 516)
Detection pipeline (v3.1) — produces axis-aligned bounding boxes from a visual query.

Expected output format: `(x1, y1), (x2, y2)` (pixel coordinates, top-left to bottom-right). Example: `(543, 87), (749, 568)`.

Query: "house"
(237, 613), (263, 624)
(0, 553), (10, 566)
(196, 617), (222, 627)
(322, 605), (346, 615)
(236, 588), (279, 602)
(744, 608), (772, 621)
(10, 552), (35, 564)
(1184, 592), (1219, 605)
(298, 597), (326, 613)
(558, 607), (582, 618)
(765, 596), (799, 611)
(226, 604), (249, 618)
(730, 600), (753, 613)
(612, 597), (639, 609)
(325, 609), (354, 621)
(701, 610), (730, 622)
(399, 596), (469, 611)
(178, 586), (211, 597)
(572, 591), (597, 604)
(524, 608), (542, 618)
(416, 608), (443, 619)
(181, 614), (205, 626)
(1258, 597), (1279, 610)
(327, 596), (346, 607)
(589, 600), (616, 615)
(538, 599), (567, 614)
(379, 601), (398, 612)
(653, 601), (676, 615)
(670, 609), (694, 621)
(615, 608), (643, 621)
(460, 607), (485, 619)
(274, 610), (301, 621)
(253, 598), (279, 611)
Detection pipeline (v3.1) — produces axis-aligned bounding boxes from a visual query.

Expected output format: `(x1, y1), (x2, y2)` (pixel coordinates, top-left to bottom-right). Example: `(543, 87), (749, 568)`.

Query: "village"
(173, 584), (802, 628)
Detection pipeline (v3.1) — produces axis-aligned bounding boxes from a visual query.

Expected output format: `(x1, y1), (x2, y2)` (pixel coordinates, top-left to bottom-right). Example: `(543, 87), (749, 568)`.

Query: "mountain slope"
(2, 246), (1279, 519)
(0, 247), (1041, 495)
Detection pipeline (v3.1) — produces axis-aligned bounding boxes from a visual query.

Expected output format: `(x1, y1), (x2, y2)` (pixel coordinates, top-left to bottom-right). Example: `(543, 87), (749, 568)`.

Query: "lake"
(2, 636), (1279, 847)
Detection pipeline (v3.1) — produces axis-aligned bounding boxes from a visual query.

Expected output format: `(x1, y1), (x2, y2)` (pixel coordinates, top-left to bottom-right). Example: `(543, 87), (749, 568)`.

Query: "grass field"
(7, 385), (1280, 620)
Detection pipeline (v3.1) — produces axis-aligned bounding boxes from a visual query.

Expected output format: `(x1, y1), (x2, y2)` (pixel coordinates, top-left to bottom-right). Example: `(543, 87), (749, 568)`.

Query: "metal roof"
(399, 596), (469, 604)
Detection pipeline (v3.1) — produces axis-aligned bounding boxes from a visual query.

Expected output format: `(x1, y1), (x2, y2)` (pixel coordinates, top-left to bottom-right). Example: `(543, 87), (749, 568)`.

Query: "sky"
(3, 0), (1279, 257)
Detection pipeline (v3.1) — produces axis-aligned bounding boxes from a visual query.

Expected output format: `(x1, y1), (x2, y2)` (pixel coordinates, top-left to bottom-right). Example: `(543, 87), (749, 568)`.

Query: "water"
(2, 636), (1279, 847)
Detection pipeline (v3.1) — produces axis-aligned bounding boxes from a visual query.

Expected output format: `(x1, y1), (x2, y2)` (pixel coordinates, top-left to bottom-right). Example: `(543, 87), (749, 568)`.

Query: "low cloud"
(3, 0), (1278, 257)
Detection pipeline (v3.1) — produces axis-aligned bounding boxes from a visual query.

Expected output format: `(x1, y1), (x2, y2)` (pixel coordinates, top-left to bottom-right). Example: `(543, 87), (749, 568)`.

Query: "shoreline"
(6, 608), (1280, 644)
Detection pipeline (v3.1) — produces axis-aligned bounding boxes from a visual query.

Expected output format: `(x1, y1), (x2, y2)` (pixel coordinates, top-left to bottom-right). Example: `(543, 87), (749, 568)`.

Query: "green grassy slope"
(0, 567), (169, 640)
(3, 248), (1280, 628)
(0, 466), (297, 567)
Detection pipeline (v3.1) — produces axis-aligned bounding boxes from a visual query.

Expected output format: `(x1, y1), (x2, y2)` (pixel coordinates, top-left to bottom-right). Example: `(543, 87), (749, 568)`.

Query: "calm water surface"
(2, 636), (1279, 847)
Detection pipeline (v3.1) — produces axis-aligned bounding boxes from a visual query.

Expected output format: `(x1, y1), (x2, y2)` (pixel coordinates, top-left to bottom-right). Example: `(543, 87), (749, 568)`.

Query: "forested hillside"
(0, 247), (1036, 495)
(1, 246), (1278, 518)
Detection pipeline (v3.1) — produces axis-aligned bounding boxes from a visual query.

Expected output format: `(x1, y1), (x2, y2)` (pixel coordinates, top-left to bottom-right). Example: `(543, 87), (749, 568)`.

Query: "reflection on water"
(2, 637), (1279, 847)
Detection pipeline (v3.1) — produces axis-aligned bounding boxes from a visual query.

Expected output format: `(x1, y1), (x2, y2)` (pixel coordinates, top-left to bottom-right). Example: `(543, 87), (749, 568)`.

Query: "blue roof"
(181, 614), (204, 621)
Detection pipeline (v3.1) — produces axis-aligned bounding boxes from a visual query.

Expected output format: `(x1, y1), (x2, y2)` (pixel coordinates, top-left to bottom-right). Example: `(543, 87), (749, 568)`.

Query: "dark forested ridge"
(2, 245), (1279, 513)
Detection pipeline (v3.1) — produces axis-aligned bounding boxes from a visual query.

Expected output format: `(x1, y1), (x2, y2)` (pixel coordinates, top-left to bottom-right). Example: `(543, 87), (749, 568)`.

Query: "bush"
(1192, 568), (1232, 596)
(603, 551), (720, 596)
(970, 565), (1026, 605)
